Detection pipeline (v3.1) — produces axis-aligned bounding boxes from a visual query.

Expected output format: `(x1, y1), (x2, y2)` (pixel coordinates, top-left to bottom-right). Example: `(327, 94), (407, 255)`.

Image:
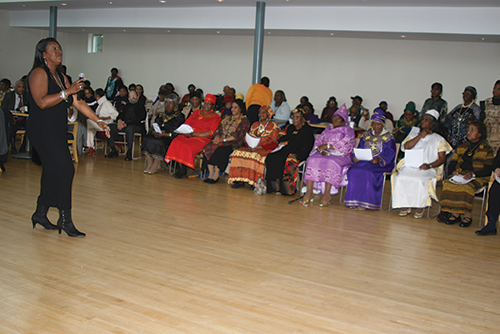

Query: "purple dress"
(344, 129), (396, 210)
(304, 124), (355, 195)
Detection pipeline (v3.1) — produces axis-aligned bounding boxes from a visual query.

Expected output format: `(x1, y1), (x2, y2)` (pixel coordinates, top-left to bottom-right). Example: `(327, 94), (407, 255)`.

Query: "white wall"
(2, 8), (500, 119)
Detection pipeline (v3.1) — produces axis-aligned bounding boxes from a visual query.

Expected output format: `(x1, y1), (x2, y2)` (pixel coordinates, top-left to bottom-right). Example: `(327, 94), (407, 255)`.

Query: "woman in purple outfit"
(301, 104), (356, 207)
(344, 108), (396, 210)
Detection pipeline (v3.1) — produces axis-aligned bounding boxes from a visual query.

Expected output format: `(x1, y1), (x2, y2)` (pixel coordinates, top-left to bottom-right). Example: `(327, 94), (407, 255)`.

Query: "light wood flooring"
(1, 151), (499, 333)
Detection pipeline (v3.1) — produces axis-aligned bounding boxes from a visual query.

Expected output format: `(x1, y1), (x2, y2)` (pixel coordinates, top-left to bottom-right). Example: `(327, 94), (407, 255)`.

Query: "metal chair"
(67, 121), (79, 163)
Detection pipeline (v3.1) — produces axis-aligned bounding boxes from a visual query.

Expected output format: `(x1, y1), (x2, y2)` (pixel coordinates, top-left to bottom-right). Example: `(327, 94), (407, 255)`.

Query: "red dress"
(165, 109), (221, 169)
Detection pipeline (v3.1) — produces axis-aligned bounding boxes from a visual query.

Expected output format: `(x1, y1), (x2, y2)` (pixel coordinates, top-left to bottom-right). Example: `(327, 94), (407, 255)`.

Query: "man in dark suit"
(105, 89), (146, 161)
(1, 79), (27, 153)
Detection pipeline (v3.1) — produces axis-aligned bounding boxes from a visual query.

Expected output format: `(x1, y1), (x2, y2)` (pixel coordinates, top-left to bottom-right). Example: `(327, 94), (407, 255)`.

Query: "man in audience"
(105, 90), (146, 161)
(420, 82), (448, 123)
(216, 85), (231, 111)
(87, 88), (118, 156)
(246, 76), (272, 124)
(350, 95), (368, 114)
(349, 105), (362, 127)
(1, 79), (27, 153)
(0, 78), (11, 104)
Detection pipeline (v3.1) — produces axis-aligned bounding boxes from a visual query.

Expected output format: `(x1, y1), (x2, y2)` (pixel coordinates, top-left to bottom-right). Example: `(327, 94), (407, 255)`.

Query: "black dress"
(265, 122), (315, 183)
(27, 68), (74, 210)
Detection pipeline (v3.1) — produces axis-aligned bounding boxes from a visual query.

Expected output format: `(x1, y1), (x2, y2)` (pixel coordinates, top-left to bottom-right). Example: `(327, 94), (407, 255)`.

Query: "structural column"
(49, 6), (57, 38)
(252, 1), (266, 84)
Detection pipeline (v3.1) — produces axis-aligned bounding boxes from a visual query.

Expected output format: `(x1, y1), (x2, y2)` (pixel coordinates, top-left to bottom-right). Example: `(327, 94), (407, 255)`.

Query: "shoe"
(124, 151), (133, 161)
(31, 204), (58, 230)
(173, 171), (187, 179)
(231, 181), (245, 188)
(203, 178), (211, 183)
(105, 149), (119, 158)
(57, 209), (85, 237)
(475, 227), (497, 236)
(459, 217), (473, 228)
(87, 147), (95, 156)
(249, 185), (255, 191)
(143, 169), (149, 174)
(445, 215), (461, 225)
(300, 198), (314, 207)
(209, 178), (219, 184)
(414, 210), (424, 219)
(319, 201), (331, 207)
(399, 208), (411, 217)
(437, 211), (451, 223)
(0, 162), (4, 172)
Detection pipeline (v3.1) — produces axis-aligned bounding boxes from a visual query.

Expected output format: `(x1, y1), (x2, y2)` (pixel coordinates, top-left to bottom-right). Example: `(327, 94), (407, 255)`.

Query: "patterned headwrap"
(259, 105), (274, 118)
(404, 103), (418, 116)
(425, 109), (440, 120)
(291, 107), (306, 118)
(370, 107), (386, 124)
(333, 103), (348, 122)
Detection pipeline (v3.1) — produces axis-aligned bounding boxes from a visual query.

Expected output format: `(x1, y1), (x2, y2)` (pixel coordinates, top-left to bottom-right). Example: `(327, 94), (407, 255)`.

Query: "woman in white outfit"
(391, 109), (452, 218)
(86, 88), (118, 155)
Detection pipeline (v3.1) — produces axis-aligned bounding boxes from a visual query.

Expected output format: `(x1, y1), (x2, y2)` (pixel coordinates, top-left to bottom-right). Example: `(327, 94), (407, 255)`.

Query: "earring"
(43, 57), (48, 66)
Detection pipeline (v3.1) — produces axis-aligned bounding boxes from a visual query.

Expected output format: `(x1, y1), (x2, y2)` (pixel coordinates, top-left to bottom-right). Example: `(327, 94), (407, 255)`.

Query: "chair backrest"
(67, 121), (78, 142)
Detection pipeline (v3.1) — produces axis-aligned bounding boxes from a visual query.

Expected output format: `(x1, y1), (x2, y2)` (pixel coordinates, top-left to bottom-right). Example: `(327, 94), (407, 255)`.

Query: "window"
(87, 34), (103, 53)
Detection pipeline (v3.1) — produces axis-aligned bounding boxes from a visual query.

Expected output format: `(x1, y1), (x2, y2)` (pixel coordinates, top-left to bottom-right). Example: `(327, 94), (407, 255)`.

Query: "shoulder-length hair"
(32, 38), (63, 74)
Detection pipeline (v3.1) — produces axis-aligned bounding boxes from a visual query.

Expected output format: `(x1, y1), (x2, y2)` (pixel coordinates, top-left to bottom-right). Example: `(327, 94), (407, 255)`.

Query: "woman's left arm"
(419, 151), (446, 170)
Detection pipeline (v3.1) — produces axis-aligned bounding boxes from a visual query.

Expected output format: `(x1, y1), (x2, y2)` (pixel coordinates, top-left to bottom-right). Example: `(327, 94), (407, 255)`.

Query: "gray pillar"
(49, 6), (57, 38)
(252, 2), (266, 84)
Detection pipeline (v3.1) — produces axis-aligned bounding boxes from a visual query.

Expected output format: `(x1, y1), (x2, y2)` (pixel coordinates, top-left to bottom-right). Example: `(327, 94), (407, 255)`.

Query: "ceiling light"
(218, 0), (224, 2)
(109, 2), (113, 4)
(216, 31), (220, 34)
(61, 3), (67, 5)
(159, 0), (166, 3)
(401, 35), (406, 38)
(330, 33), (335, 36)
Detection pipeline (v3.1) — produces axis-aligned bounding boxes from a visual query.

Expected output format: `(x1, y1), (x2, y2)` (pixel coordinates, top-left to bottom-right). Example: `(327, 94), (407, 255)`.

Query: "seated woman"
(265, 108), (314, 195)
(344, 109), (396, 210)
(438, 121), (494, 227)
(165, 94), (221, 179)
(203, 99), (250, 183)
(142, 94), (185, 174)
(271, 90), (291, 122)
(136, 84), (147, 106)
(228, 106), (280, 190)
(391, 109), (452, 218)
(476, 148), (500, 236)
(394, 103), (419, 143)
(320, 96), (338, 123)
(182, 90), (203, 120)
(301, 104), (356, 207)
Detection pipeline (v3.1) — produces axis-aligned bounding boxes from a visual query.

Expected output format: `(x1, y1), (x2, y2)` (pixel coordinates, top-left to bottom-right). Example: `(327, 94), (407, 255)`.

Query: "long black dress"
(141, 110), (185, 160)
(27, 68), (74, 210)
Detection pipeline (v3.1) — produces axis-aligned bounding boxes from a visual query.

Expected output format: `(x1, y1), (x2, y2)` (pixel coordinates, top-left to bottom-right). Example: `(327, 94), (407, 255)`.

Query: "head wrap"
(351, 95), (363, 103)
(464, 86), (477, 99)
(190, 91), (202, 99)
(425, 109), (439, 120)
(222, 94), (235, 104)
(404, 103), (418, 116)
(235, 93), (244, 100)
(204, 94), (216, 105)
(379, 101), (388, 106)
(371, 107), (386, 124)
(333, 103), (348, 122)
(291, 108), (306, 119)
(165, 93), (178, 104)
(259, 105), (274, 118)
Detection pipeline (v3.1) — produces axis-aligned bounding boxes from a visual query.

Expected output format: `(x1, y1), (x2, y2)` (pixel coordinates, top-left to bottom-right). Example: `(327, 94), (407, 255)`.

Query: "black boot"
(174, 164), (187, 179)
(32, 204), (58, 230)
(57, 209), (86, 237)
(105, 147), (119, 158)
(124, 150), (133, 161)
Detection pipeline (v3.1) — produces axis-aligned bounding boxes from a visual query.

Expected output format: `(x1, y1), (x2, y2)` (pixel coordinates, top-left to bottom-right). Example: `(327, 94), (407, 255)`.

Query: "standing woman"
(27, 38), (110, 237)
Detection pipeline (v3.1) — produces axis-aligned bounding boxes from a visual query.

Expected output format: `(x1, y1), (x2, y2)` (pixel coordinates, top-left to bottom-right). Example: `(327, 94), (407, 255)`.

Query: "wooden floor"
(1, 151), (499, 334)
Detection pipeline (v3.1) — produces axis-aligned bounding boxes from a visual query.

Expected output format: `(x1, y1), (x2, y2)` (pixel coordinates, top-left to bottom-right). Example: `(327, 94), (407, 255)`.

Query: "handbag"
(253, 177), (267, 195)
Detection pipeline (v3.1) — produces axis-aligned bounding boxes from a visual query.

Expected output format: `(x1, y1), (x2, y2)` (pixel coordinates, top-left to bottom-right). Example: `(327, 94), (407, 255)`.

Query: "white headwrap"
(425, 109), (439, 120)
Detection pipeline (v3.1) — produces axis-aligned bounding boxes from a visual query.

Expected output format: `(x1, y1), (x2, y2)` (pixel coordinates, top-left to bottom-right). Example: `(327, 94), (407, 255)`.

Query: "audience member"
(303, 102), (319, 124)
(1, 79), (27, 153)
(481, 79), (500, 153)
(165, 94), (221, 179)
(136, 84), (147, 106)
(344, 109), (396, 210)
(165, 82), (179, 98)
(228, 105), (279, 190)
(83, 86), (97, 112)
(301, 104), (356, 207)
(0, 108), (7, 172)
(394, 103), (419, 143)
(265, 108), (314, 195)
(349, 105), (362, 127)
(420, 82), (447, 123)
(245, 77), (272, 124)
(105, 90), (146, 161)
(142, 94), (185, 174)
(86, 88), (118, 156)
(475, 148), (500, 236)
(350, 95), (368, 114)
(320, 96), (338, 123)
(359, 107), (394, 132)
(180, 84), (196, 108)
(203, 99), (250, 183)
(182, 90), (203, 119)
(392, 110), (452, 218)
(378, 101), (394, 127)
(438, 121), (494, 227)
(270, 90), (291, 122)
(104, 67), (123, 100)
(295, 96), (309, 109)
(219, 94), (235, 117)
(0, 78), (12, 104)
(444, 86), (484, 149)
(113, 85), (128, 113)
(149, 90), (166, 122)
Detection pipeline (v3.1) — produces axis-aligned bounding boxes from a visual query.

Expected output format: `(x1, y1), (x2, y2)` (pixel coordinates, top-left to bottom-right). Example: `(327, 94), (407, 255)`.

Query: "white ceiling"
(1, 0), (500, 11)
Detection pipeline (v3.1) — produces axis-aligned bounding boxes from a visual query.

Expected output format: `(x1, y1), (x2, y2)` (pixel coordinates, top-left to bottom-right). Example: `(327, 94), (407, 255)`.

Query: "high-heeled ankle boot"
(32, 204), (58, 230)
(57, 209), (86, 237)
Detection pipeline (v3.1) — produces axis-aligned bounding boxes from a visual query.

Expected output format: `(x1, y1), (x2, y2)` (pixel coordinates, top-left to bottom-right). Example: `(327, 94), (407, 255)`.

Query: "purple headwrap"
(333, 103), (349, 122)
(370, 107), (386, 124)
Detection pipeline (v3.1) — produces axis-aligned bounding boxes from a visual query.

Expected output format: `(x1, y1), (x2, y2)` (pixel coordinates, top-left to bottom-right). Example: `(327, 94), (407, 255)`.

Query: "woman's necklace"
(257, 119), (270, 135)
(467, 140), (481, 157)
(457, 102), (473, 122)
(50, 71), (65, 92)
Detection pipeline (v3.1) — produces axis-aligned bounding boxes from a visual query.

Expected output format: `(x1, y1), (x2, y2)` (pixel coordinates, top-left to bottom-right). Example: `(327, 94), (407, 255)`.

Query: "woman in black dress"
(265, 108), (315, 195)
(141, 94), (185, 174)
(27, 38), (109, 237)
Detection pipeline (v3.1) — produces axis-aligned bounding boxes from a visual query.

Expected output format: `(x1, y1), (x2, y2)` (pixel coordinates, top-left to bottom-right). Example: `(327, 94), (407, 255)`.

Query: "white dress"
(391, 128), (452, 208)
